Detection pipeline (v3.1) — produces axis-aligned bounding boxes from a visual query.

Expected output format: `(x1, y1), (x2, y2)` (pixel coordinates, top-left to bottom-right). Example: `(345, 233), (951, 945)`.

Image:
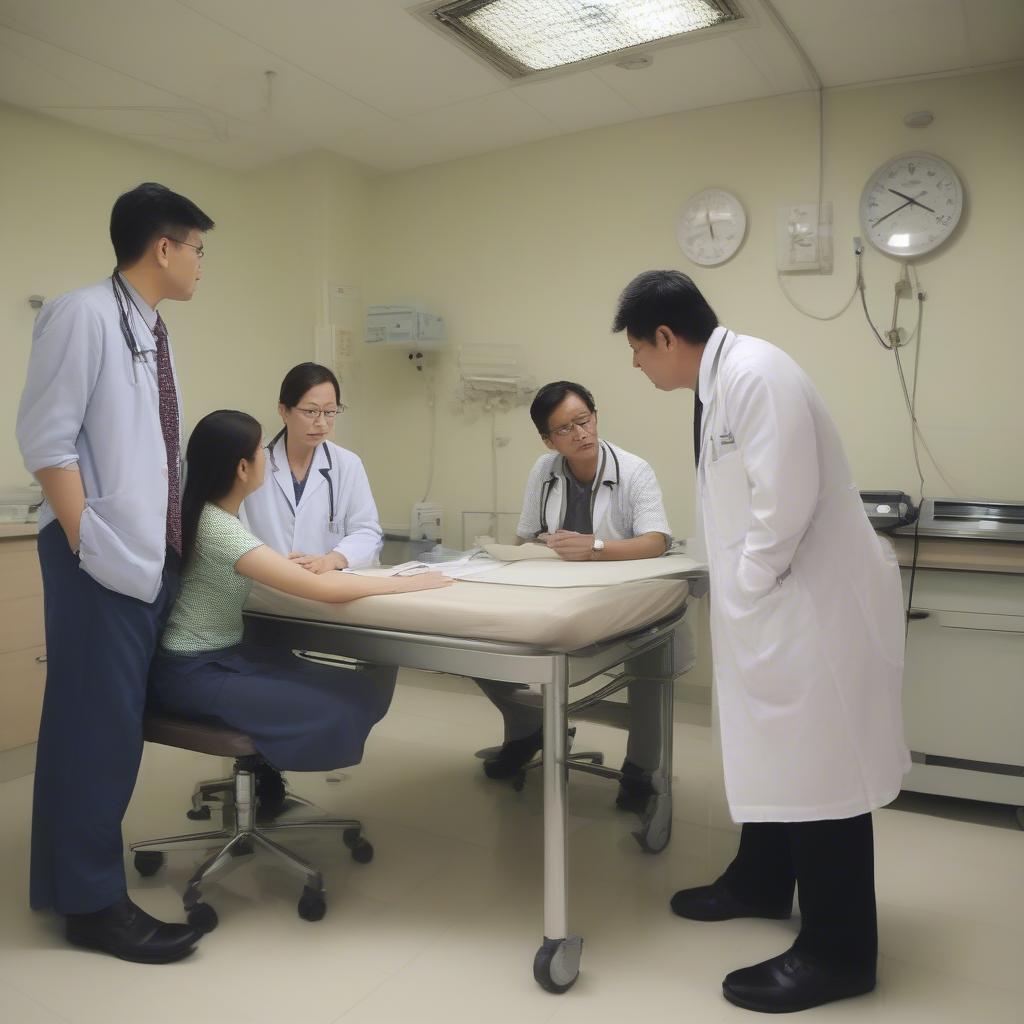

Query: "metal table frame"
(243, 605), (685, 993)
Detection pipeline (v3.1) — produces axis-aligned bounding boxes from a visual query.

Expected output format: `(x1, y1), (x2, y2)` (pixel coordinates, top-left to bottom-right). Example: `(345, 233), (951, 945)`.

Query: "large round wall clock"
(676, 188), (747, 266)
(859, 152), (963, 258)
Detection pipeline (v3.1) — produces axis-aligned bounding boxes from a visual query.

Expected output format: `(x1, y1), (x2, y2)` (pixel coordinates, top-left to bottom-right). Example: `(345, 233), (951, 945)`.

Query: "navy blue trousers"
(31, 521), (178, 914)
(149, 646), (396, 772)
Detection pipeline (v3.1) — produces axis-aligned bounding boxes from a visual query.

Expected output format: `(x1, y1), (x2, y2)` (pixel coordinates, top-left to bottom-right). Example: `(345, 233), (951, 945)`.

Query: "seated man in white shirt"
(476, 381), (673, 810)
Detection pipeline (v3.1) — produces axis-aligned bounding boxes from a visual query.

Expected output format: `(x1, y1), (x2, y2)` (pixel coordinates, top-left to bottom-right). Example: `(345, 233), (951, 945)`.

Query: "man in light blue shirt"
(17, 183), (213, 963)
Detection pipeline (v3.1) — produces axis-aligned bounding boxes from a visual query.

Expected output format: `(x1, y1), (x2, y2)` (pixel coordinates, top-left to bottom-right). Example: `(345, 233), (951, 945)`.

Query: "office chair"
(129, 714), (373, 931)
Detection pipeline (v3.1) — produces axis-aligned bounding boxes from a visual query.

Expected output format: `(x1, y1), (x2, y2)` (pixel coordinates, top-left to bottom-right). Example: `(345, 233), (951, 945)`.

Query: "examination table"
(243, 553), (707, 992)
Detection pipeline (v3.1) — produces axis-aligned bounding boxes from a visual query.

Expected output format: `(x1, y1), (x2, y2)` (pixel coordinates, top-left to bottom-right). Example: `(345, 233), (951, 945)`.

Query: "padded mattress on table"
(244, 576), (689, 654)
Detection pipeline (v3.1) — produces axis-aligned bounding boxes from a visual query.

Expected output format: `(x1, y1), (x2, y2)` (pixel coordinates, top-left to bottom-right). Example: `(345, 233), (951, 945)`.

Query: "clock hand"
(887, 187), (935, 213)
(871, 200), (912, 228)
(707, 207), (716, 240)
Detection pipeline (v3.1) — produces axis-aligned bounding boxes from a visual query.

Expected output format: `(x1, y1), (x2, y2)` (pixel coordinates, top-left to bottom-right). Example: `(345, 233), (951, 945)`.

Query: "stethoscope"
(267, 434), (338, 530)
(111, 271), (152, 364)
(538, 439), (620, 535)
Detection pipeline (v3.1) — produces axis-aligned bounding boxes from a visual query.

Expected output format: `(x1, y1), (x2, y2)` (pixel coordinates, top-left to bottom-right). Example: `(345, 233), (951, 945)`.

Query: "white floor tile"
(1, 678), (1021, 1024)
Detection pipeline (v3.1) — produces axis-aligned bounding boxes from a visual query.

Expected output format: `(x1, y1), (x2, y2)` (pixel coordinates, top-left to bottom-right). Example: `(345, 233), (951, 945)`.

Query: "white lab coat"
(17, 279), (182, 603)
(241, 436), (383, 568)
(698, 326), (909, 822)
(516, 440), (672, 545)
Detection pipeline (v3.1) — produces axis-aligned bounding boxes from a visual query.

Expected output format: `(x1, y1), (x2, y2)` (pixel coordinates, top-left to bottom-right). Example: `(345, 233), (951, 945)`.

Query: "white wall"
(353, 67), (1024, 547)
(0, 103), (369, 486)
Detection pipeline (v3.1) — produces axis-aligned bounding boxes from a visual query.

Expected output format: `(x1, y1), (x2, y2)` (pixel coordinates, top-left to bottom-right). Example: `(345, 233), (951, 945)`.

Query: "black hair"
(109, 182), (214, 268)
(611, 270), (718, 346)
(530, 381), (596, 436)
(180, 410), (263, 567)
(278, 362), (341, 408)
(268, 362), (342, 448)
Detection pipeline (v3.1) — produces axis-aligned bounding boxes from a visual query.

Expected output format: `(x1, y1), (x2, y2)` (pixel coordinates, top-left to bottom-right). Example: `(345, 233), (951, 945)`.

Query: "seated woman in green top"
(149, 410), (451, 773)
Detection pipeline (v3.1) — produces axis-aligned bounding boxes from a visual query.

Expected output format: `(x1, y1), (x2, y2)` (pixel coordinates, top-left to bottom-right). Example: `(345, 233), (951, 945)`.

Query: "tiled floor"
(0, 672), (1020, 1023)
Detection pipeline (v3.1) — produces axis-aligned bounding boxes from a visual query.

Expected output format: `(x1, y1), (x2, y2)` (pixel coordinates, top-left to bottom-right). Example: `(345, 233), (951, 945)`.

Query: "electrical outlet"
(777, 202), (833, 273)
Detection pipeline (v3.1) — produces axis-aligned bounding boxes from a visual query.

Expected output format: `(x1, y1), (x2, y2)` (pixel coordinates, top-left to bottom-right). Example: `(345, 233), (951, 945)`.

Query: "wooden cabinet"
(0, 526), (44, 753)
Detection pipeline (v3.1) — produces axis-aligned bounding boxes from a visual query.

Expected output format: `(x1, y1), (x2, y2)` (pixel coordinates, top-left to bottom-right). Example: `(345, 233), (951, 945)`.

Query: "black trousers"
(720, 814), (877, 974)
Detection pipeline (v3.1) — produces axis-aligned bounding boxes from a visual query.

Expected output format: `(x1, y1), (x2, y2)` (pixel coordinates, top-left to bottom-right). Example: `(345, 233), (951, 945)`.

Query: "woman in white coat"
(240, 362), (391, 807)
(612, 271), (908, 1015)
(241, 363), (382, 572)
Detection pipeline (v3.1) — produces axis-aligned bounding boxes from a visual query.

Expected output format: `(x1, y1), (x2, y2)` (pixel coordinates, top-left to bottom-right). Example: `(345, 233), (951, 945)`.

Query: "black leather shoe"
(615, 760), (655, 814)
(723, 949), (875, 1013)
(670, 882), (792, 922)
(65, 898), (203, 964)
(482, 730), (543, 780)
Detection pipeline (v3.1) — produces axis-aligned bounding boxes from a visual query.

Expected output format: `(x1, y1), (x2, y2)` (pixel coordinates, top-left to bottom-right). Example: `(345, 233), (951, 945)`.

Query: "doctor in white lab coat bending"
(612, 271), (908, 1015)
(241, 362), (392, 810)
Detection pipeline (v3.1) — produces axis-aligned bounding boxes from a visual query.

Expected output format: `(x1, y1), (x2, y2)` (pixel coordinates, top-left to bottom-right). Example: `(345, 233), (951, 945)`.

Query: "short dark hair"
(612, 270), (718, 345)
(530, 381), (596, 436)
(109, 182), (214, 268)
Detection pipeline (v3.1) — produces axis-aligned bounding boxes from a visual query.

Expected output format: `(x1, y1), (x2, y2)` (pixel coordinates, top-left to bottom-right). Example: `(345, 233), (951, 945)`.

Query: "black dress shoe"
(482, 730), (543, 780)
(723, 949), (875, 1013)
(615, 760), (655, 814)
(65, 898), (203, 964)
(670, 882), (792, 922)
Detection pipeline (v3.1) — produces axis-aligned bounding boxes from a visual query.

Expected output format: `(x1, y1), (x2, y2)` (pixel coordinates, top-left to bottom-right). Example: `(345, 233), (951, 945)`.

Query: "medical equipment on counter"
(894, 498), (1024, 543)
(860, 490), (918, 532)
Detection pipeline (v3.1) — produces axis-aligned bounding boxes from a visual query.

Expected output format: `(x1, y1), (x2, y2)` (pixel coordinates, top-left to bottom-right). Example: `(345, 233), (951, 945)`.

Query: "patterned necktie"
(153, 314), (182, 554)
(693, 388), (703, 468)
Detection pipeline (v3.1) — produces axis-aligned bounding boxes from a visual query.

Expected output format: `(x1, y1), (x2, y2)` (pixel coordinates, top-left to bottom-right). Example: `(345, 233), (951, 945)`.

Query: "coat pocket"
(706, 447), (750, 547)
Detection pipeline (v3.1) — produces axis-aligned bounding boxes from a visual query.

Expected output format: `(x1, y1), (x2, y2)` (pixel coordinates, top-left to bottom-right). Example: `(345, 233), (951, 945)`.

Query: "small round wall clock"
(676, 188), (747, 266)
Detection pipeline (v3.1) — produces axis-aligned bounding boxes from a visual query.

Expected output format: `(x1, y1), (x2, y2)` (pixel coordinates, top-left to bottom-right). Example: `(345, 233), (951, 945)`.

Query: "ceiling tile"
(513, 70), (641, 134)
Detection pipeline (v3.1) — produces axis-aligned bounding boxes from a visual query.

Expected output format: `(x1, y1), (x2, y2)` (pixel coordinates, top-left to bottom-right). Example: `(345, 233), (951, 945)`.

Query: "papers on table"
(480, 542), (558, 562)
(345, 554), (501, 580)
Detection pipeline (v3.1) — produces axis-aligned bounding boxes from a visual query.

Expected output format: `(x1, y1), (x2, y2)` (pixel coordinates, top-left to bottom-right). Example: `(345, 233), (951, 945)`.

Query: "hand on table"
(289, 551), (349, 574)
(544, 530), (597, 561)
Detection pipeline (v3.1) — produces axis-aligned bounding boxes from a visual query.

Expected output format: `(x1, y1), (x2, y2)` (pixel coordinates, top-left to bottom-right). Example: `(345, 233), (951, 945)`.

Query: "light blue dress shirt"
(17, 277), (183, 602)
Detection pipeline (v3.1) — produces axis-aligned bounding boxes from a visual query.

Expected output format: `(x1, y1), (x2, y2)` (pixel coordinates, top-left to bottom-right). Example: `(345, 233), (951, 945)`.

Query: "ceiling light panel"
(430, 0), (741, 77)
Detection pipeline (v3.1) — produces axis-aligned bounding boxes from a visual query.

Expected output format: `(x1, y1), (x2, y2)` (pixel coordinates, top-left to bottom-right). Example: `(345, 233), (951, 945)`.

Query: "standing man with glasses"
(612, 270), (907, 1013)
(16, 182), (214, 962)
(475, 381), (684, 813)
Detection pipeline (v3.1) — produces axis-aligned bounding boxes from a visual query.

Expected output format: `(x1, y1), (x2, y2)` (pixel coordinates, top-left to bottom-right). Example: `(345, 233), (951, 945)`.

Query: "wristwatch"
(591, 537), (605, 560)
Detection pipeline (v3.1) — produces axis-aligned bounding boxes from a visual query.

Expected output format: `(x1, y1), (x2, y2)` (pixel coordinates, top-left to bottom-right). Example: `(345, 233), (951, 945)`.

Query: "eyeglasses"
(167, 237), (205, 258)
(546, 412), (595, 438)
(293, 405), (344, 421)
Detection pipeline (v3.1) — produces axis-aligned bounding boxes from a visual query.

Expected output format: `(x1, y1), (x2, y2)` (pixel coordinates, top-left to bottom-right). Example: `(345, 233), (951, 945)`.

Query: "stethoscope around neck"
(538, 439), (620, 534)
(268, 432), (337, 527)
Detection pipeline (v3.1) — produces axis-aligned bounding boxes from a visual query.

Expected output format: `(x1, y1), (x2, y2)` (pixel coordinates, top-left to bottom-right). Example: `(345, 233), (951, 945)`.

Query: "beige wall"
(0, 102), (369, 486)
(2, 68), (1020, 699)
(353, 67), (1024, 545)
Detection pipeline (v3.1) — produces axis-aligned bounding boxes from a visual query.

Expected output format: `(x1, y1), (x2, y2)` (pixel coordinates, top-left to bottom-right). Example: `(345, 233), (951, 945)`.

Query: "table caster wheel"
(186, 806), (211, 820)
(343, 829), (374, 864)
(187, 902), (218, 933)
(512, 772), (526, 792)
(133, 851), (165, 877)
(533, 935), (582, 993)
(298, 886), (326, 922)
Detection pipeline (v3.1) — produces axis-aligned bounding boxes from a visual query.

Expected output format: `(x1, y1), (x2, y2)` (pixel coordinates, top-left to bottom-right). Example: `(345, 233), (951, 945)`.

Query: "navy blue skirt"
(149, 644), (396, 771)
